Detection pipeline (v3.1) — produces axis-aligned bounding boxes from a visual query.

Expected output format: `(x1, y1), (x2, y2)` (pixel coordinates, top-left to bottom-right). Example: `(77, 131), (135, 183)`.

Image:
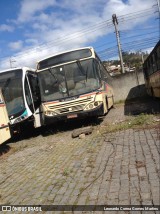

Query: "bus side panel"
(143, 40), (160, 98)
(0, 92), (11, 145)
(107, 85), (114, 109)
(149, 70), (160, 97)
(103, 82), (114, 112)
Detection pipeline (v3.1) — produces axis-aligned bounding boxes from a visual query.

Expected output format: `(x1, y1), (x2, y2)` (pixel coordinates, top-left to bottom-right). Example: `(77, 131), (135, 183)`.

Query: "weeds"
(114, 99), (125, 105)
(62, 168), (70, 176)
(100, 113), (158, 134)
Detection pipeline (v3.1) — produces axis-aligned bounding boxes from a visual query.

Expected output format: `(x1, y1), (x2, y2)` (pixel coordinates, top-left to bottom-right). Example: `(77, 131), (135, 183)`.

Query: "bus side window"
(152, 54), (157, 73)
(93, 59), (101, 79)
(95, 53), (108, 79)
(144, 63), (148, 78)
(149, 58), (153, 75)
(101, 64), (108, 79)
(157, 46), (160, 70)
(147, 61), (150, 77)
(27, 73), (41, 110)
(24, 77), (34, 113)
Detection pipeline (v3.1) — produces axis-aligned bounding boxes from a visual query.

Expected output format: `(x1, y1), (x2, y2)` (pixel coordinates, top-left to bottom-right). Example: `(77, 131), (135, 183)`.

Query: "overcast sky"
(0, 0), (159, 70)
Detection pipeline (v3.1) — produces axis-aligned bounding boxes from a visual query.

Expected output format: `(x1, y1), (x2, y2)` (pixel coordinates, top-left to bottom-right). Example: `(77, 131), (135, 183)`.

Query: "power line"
(120, 31), (158, 39)
(99, 42), (157, 60)
(98, 39), (158, 58)
(100, 37), (158, 54)
(97, 36), (158, 54)
(121, 25), (158, 32)
(0, 6), (158, 64)
(95, 31), (159, 52)
(0, 22), (114, 60)
(20, 8), (158, 53)
(117, 7), (155, 18)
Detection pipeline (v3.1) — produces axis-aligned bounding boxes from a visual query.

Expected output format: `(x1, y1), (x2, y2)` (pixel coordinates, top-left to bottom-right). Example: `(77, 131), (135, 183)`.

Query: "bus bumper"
(44, 103), (104, 125)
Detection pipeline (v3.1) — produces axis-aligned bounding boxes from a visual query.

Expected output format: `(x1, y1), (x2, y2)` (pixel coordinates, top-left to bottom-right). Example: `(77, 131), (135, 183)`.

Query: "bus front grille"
(47, 97), (92, 114)
(59, 104), (84, 113)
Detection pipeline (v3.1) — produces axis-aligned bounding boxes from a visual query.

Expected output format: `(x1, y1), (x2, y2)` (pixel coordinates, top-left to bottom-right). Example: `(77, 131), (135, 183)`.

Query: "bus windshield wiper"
(48, 68), (66, 93)
(76, 60), (88, 82)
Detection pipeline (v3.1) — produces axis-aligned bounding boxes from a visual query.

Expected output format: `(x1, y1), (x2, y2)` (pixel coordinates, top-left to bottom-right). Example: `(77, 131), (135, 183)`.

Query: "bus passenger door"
(27, 72), (42, 128)
(0, 90), (11, 144)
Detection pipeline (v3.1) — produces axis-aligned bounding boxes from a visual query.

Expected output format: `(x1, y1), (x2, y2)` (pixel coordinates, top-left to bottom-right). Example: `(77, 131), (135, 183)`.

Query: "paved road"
(0, 98), (159, 213)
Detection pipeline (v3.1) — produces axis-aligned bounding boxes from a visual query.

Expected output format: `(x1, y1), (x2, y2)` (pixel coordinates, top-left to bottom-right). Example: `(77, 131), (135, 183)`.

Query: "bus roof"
(0, 67), (35, 74)
(37, 46), (94, 63)
(143, 40), (160, 64)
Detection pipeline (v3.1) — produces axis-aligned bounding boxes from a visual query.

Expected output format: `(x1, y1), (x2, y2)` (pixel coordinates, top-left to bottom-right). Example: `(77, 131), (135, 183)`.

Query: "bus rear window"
(37, 49), (92, 70)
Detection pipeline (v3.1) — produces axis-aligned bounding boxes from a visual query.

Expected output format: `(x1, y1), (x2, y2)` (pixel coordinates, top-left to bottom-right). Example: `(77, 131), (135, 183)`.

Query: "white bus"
(0, 67), (41, 133)
(0, 88), (11, 144)
(36, 47), (114, 125)
(143, 40), (160, 98)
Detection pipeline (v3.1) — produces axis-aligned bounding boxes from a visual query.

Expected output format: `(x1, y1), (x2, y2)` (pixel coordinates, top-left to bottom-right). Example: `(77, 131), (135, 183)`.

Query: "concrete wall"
(108, 70), (147, 102)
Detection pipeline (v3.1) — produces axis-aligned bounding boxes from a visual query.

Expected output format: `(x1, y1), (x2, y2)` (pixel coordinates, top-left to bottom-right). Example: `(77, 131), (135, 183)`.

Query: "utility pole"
(9, 57), (16, 68)
(141, 52), (144, 64)
(139, 50), (144, 63)
(112, 14), (125, 74)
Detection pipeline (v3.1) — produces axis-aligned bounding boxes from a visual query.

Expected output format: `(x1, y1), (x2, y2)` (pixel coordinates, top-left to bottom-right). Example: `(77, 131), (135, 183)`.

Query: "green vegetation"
(103, 51), (149, 70)
(62, 168), (70, 176)
(100, 113), (159, 133)
(122, 51), (149, 69)
(114, 99), (125, 105)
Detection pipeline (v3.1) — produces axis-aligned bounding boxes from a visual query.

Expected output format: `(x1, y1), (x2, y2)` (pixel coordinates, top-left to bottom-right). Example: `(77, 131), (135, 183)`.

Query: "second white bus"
(0, 67), (41, 132)
(36, 47), (114, 125)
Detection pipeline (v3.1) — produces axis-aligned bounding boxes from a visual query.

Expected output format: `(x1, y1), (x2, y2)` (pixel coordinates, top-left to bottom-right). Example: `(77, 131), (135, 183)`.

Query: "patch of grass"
(114, 99), (125, 105)
(8, 143), (29, 155)
(62, 168), (70, 176)
(86, 163), (94, 168)
(86, 148), (96, 153)
(131, 113), (154, 126)
(100, 113), (158, 133)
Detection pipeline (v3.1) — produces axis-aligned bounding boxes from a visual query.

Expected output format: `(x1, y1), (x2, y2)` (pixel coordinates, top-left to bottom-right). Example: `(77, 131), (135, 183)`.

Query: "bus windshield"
(38, 58), (101, 102)
(0, 69), (25, 117)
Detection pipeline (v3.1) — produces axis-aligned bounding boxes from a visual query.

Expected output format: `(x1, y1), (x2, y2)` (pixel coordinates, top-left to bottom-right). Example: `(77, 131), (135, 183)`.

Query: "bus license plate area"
(67, 114), (77, 119)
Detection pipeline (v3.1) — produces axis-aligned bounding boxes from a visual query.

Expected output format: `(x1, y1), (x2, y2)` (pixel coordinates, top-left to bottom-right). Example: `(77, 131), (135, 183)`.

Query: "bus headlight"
(45, 111), (57, 116)
(13, 118), (22, 124)
(89, 103), (93, 109)
(84, 101), (101, 110)
(94, 101), (99, 107)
